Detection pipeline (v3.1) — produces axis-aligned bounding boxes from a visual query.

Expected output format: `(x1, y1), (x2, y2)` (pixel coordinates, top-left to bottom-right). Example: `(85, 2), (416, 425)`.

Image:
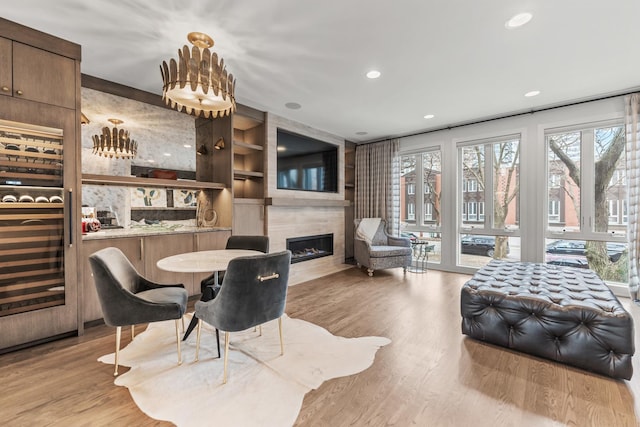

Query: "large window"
(459, 136), (520, 268)
(400, 149), (442, 264)
(545, 123), (627, 283)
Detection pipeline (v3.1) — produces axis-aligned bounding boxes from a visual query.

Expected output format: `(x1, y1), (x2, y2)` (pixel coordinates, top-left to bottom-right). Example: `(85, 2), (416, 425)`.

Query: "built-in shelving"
(232, 110), (265, 200)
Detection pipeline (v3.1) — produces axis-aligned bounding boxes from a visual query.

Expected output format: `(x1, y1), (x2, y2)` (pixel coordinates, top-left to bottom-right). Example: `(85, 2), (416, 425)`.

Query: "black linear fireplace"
(286, 233), (334, 264)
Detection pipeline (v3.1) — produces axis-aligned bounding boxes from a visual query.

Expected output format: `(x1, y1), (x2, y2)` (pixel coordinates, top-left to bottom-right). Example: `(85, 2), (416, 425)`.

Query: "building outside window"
(549, 199), (560, 222)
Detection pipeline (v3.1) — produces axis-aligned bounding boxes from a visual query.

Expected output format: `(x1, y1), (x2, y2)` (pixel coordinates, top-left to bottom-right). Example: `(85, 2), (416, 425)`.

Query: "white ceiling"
(3, 1), (639, 143)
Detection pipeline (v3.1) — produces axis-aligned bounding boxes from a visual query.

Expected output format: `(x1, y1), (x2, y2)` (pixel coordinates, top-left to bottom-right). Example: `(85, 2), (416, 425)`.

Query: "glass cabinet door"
(0, 119), (66, 317)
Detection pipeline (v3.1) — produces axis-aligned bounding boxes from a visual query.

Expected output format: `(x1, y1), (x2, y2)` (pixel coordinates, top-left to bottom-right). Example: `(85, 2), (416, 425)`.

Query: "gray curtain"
(625, 93), (640, 301)
(354, 138), (400, 235)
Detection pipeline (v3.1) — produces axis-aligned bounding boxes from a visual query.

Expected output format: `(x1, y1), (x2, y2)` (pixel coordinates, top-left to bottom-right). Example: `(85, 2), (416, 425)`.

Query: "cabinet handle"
(15, 89), (23, 96)
(1, 86), (8, 92)
(68, 189), (73, 247)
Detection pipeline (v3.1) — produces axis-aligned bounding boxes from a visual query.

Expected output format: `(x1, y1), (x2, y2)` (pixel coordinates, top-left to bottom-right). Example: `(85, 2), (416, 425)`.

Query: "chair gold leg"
(195, 319), (202, 362)
(259, 324), (262, 336)
(278, 317), (284, 355)
(131, 324), (135, 339)
(175, 319), (182, 365)
(181, 316), (185, 332)
(223, 331), (230, 384)
(114, 326), (121, 376)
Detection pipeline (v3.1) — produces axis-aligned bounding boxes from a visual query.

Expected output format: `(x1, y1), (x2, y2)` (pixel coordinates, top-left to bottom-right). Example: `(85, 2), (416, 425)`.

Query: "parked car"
(400, 232), (418, 243)
(546, 256), (590, 269)
(545, 240), (626, 262)
(461, 235), (509, 257)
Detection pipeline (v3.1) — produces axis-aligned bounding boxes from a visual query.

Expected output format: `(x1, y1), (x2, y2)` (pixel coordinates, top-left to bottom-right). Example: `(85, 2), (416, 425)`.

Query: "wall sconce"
(196, 144), (208, 156)
(214, 137), (225, 150)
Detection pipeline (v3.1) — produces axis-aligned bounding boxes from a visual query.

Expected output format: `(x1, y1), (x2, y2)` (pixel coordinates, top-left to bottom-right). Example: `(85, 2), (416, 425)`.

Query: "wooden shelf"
(0, 202), (63, 209)
(233, 198), (264, 205)
(233, 170), (264, 178)
(82, 174), (226, 190)
(265, 197), (350, 207)
(233, 140), (263, 155)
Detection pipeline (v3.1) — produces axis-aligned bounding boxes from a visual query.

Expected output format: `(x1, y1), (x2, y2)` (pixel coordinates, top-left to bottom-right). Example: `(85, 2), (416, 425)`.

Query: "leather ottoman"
(461, 260), (635, 379)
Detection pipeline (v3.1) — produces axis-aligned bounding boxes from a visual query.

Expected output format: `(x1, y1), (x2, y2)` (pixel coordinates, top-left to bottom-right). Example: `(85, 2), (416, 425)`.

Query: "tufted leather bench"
(461, 260), (635, 379)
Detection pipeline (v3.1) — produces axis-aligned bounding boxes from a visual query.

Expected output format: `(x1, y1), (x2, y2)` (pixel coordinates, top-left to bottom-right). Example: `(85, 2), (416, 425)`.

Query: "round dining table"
(157, 249), (263, 343)
(157, 249), (262, 274)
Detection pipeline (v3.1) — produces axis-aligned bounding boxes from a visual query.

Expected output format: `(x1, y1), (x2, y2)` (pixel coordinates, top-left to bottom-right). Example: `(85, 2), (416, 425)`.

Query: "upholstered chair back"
(89, 247), (187, 327)
(225, 235), (269, 253)
(195, 250), (291, 332)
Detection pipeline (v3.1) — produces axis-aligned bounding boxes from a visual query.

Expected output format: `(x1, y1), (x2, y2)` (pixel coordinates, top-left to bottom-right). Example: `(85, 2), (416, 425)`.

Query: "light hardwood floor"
(2, 266), (640, 426)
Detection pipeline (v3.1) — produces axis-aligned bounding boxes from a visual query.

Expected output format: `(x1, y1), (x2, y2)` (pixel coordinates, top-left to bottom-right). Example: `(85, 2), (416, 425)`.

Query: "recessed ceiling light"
(277, 146), (286, 152)
(183, 144), (192, 148)
(423, 114), (435, 119)
(163, 152), (171, 156)
(148, 159), (155, 163)
(366, 70), (381, 79)
(505, 13), (533, 29)
(524, 90), (541, 97)
(285, 102), (302, 110)
(355, 131), (368, 136)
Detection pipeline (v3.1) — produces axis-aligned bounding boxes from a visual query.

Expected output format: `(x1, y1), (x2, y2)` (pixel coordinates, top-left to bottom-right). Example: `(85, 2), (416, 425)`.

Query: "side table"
(409, 241), (434, 273)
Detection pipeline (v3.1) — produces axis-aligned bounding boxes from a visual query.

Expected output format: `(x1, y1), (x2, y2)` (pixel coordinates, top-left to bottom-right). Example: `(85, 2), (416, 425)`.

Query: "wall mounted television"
(276, 129), (338, 193)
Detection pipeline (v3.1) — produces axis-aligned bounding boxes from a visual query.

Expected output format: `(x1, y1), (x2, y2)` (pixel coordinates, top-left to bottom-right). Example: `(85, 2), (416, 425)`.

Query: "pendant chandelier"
(92, 118), (138, 159)
(160, 32), (236, 119)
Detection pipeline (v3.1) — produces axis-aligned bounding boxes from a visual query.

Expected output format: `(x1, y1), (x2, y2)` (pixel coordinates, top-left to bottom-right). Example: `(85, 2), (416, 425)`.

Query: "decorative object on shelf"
(196, 195), (218, 227)
(160, 32), (236, 119)
(92, 118), (138, 159)
(150, 169), (178, 180)
(131, 187), (167, 207)
(196, 144), (208, 156)
(214, 137), (225, 150)
(80, 112), (90, 125)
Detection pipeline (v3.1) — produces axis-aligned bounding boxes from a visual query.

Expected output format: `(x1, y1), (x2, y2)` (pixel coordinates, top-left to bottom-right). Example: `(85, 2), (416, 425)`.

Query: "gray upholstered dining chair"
(195, 250), (291, 384)
(200, 235), (269, 291)
(182, 235), (271, 345)
(354, 218), (412, 276)
(89, 247), (188, 376)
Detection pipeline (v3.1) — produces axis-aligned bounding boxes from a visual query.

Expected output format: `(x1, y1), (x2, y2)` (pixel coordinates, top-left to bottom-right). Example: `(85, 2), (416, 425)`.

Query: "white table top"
(156, 249), (262, 273)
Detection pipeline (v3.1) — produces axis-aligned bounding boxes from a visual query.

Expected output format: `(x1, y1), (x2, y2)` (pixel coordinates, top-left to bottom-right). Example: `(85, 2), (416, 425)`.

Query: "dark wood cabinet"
(0, 35), (76, 109)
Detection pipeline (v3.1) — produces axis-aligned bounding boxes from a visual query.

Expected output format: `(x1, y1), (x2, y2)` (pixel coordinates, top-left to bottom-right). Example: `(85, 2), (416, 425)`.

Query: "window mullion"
(484, 144), (494, 231)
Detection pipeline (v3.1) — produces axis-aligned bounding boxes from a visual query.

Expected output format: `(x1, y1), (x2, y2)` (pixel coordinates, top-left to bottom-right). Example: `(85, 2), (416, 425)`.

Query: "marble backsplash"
(81, 87), (197, 227)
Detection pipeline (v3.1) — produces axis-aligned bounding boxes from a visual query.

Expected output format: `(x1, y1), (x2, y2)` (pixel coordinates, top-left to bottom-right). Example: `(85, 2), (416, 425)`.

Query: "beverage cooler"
(0, 117), (78, 351)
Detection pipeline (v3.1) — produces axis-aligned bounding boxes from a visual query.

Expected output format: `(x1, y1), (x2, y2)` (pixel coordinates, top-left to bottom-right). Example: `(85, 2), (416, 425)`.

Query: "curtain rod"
(360, 87), (640, 145)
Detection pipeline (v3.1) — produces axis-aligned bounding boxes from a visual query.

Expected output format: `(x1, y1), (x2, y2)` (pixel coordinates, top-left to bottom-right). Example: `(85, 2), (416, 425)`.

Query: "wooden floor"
(3, 266), (640, 426)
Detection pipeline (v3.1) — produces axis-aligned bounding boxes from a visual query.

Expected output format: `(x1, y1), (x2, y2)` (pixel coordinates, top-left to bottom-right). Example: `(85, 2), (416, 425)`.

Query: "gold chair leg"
(175, 319), (182, 365)
(131, 324), (135, 339)
(181, 316), (185, 332)
(223, 331), (230, 384)
(278, 317), (284, 355)
(114, 326), (121, 376)
(195, 319), (202, 362)
(259, 324), (262, 336)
